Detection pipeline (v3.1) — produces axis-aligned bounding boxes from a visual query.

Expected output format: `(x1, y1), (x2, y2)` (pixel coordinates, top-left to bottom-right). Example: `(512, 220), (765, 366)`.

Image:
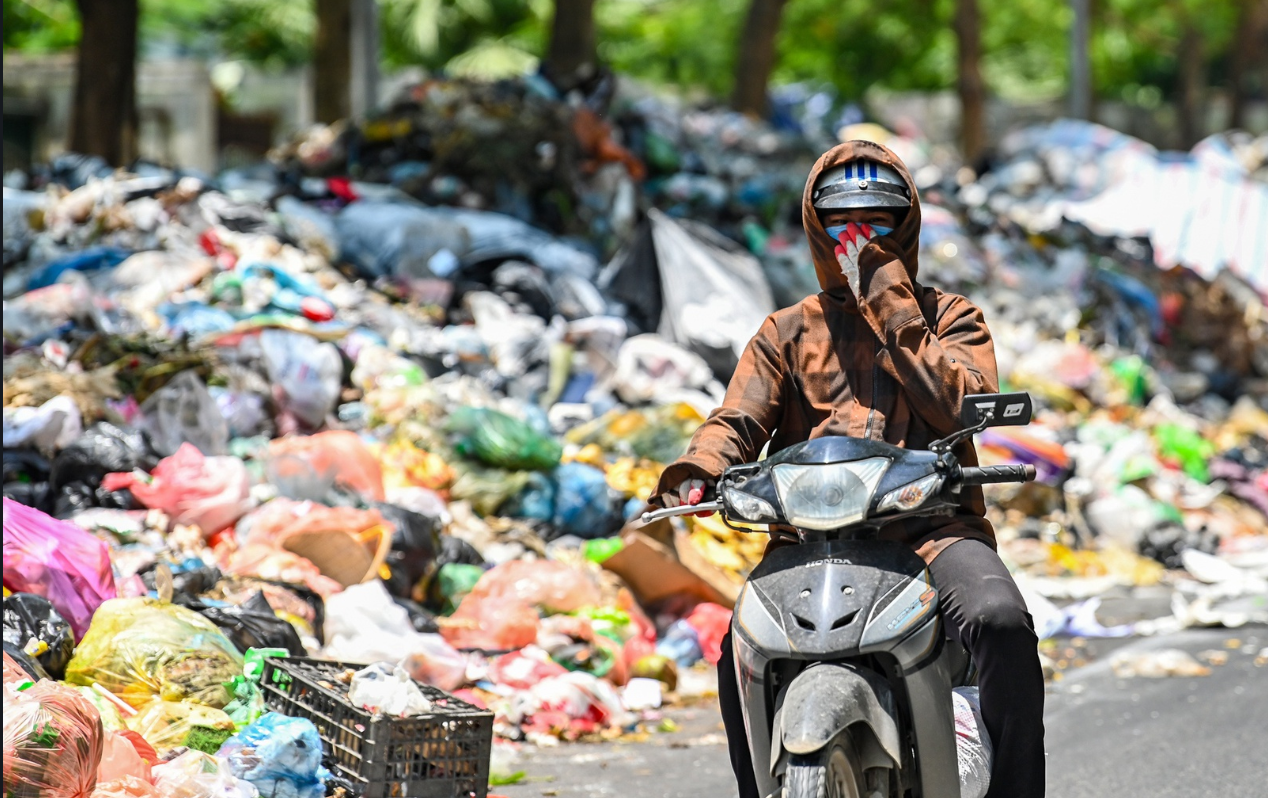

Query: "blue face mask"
(825, 223), (893, 242)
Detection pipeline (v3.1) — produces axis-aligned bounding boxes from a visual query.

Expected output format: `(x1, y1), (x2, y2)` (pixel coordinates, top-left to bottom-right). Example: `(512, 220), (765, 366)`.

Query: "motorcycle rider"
(653, 141), (1045, 798)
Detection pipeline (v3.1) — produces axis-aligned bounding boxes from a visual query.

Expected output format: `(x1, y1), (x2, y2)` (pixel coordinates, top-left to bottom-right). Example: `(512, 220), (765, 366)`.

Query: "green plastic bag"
(1153, 423), (1215, 482)
(448, 459), (531, 516)
(583, 537), (623, 564)
(223, 648), (289, 730)
(64, 598), (245, 709)
(437, 564), (485, 613)
(447, 406), (563, 471)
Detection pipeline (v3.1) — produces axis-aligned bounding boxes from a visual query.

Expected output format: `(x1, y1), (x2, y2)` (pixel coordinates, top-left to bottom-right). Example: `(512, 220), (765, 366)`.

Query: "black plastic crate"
(260, 657), (493, 798)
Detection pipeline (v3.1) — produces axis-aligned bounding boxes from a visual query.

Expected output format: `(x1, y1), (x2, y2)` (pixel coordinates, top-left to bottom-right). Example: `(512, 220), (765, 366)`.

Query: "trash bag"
(447, 460), (530, 516)
(218, 713), (330, 798)
(434, 563), (485, 613)
(3, 593), (75, 679)
(138, 371), (230, 457)
(2, 497), (118, 640)
(684, 603), (732, 666)
(265, 431), (385, 503)
(440, 594), (540, 652)
(126, 699), (236, 754)
(102, 443), (253, 536)
(4, 641), (51, 681)
(397, 634), (468, 691)
(138, 563), (222, 602)
(953, 687), (993, 798)
(151, 749), (259, 798)
(372, 502), (442, 601)
(504, 471), (556, 521)
(2, 679), (105, 798)
(3, 395), (83, 454)
(438, 533), (485, 567)
(90, 776), (161, 798)
(97, 730), (154, 785)
(447, 406), (563, 471)
(465, 559), (602, 613)
(392, 596), (440, 634)
(553, 463), (622, 539)
(48, 423), (153, 518)
(188, 592), (305, 656)
(64, 597), (245, 709)
(259, 329), (343, 429)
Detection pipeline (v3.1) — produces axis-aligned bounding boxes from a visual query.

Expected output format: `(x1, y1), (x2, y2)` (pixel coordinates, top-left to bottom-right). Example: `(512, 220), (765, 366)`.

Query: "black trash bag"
(3, 640), (51, 681)
(371, 502), (442, 602)
(3, 449), (51, 484)
(185, 591), (306, 656)
(48, 422), (153, 517)
(2, 481), (51, 513)
(1138, 521), (1220, 570)
(391, 596), (440, 634)
(437, 533), (485, 567)
(2, 594), (75, 680)
(261, 580), (327, 647)
(138, 563), (223, 600)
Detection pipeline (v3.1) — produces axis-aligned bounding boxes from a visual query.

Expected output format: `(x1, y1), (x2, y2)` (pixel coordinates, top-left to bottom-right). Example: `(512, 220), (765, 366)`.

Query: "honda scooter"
(643, 392), (1037, 798)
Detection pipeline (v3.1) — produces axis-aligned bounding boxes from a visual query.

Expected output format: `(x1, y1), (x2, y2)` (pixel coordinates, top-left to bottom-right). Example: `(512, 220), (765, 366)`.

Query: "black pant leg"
(929, 539), (1047, 798)
(717, 629), (761, 798)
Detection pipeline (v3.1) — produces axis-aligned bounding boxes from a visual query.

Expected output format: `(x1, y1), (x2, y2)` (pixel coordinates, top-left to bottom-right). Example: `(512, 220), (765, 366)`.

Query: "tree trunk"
(954, 0), (986, 164)
(1177, 21), (1206, 148)
(1228, 0), (1268, 130)
(545, 0), (598, 86)
(70, 0), (138, 166)
(731, 0), (789, 117)
(314, 0), (352, 124)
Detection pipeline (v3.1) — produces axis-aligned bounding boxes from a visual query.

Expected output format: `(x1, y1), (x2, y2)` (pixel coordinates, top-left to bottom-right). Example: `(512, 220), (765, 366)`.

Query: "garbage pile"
(4, 71), (1268, 794)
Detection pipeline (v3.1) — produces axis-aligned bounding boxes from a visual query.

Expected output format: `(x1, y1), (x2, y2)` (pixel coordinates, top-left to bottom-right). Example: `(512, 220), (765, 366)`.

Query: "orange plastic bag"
(3, 680), (104, 798)
(89, 777), (159, 798)
(464, 560), (602, 613)
(440, 597), (539, 652)
(266, 431), (385, 502)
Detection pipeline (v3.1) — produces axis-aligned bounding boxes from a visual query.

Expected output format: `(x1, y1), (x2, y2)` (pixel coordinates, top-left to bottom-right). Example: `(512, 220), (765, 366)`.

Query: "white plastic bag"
(348, 662), (432, 717)
(952, 686), (993, 798)
(259, 329), (342, 428)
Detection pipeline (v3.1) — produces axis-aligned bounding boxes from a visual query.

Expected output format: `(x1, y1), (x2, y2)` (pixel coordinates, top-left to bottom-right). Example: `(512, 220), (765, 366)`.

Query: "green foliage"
(3, 0), (79, 52)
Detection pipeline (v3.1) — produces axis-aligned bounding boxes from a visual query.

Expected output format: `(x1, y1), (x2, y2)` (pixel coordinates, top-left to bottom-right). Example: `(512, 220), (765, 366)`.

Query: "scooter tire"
(782, 733), (866, 798)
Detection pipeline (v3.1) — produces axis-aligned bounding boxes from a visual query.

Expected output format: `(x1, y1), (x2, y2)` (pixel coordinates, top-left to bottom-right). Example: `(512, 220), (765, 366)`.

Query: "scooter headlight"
(771, 458), (889, 530)
(876, 474), (943, 514)
(722, 485), (778, 523)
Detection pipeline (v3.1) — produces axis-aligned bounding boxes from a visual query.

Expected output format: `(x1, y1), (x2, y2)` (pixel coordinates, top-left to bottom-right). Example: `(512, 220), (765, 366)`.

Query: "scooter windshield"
(770, 457), (889, 530)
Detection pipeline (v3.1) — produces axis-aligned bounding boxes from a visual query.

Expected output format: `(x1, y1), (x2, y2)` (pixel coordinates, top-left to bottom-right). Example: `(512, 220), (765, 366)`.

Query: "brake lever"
(639, 501), (725, 526)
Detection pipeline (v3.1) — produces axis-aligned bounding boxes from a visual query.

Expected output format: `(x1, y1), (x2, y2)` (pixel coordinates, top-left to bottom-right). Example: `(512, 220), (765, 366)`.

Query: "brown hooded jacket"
(654, 140), (999, 563)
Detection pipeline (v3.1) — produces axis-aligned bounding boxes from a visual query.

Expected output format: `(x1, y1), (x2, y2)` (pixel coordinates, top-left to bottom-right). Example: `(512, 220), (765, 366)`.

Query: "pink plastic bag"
(221, 544), (344, 598)
(2, 680), (104, 798)
(466, 560), (602, 613)
(3, 498), (118, 640)
(102, 444), (252, 536)
(685, 603), (732, 666)
(488, 648), (568, 690)
(266, 431), (386, 503)
(97, 730), (153, 785)
(440, 596), (539, 652)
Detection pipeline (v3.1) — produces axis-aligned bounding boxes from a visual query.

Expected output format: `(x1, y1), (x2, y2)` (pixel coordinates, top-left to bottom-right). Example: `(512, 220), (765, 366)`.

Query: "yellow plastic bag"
(64, 598), (244, 709)
(125, 700), (236, 754)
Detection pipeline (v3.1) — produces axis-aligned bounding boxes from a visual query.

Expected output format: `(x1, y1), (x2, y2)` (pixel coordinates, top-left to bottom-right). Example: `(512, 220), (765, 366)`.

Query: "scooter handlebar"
(639, 501), (725, 525)
(958, 464), (1037, 486)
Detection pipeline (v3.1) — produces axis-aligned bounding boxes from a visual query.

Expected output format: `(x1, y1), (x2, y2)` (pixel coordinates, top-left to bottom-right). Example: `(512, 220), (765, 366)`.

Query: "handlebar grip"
(959, 464), (1037, 486)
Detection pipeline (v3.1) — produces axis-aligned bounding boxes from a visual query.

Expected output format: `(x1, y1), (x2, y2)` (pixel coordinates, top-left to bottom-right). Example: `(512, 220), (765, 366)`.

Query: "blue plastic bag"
(553, 463), (620, 539)
(218, 712), (330, 798)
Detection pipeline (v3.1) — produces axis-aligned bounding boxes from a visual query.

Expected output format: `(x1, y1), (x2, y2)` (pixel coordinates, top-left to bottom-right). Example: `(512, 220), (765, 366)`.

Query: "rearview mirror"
(960, 392), (1033, 428)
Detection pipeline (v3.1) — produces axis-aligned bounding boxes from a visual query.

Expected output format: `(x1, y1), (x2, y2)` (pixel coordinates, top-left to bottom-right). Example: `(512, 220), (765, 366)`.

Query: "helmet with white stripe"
(812, 159), (911, 211)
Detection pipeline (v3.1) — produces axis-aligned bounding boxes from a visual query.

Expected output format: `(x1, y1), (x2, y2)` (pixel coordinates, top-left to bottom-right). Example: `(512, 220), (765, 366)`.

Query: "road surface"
(497, 627), (1266, 798)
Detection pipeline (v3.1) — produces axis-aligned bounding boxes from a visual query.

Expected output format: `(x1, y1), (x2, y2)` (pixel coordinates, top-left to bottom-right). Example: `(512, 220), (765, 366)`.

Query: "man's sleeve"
(653, 316), (786, 499)
(855, 241), (999, 435)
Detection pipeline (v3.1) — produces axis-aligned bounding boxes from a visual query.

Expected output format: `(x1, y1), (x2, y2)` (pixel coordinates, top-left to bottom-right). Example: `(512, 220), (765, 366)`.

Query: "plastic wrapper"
(102, 444), (252, 536)
(397, 635), (469, 692)
(64, 598), (245, 709)
(138, 371), (229, 458)
(90, 776), (161, 798)
(265, 432), (385, 503)
(219, 712), (329, 798)
(3, 593), (75, 679)
(953, 687), (992, 798)
(2, 679), (104, 798)
(447, 406), (563, 471)
(2, 497), (118, 640)
(97, 729), (154, 784)
(151, 749), (260, 798)
(126, 699), (236, 754)
(260, 329), (342, 429)
(3, 395), (83, 454)
(347, 663), (432, 717)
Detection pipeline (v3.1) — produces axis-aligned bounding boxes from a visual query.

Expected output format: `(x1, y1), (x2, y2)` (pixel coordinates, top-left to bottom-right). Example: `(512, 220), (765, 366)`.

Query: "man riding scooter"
(653, 141), (1046, 798)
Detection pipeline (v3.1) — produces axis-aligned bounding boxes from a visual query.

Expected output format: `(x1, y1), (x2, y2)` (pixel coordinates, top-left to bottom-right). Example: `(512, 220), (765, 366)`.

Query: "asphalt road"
(496, 627), (1266, 798)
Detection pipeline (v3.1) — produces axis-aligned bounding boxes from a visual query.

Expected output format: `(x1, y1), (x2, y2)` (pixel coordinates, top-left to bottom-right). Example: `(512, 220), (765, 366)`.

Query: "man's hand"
(661, 478), (716, 517)
(834, 222), (880, 290)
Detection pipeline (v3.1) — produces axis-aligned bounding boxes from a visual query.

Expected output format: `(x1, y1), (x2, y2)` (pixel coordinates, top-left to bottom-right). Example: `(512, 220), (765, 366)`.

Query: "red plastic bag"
(685, 603), (732, 666)
(3, 498), (118, 640)
(266, 431), (385, 503)
(465, 560), (602, 614)
(102, 444), (252, 536)
(2, 680), (104, 798)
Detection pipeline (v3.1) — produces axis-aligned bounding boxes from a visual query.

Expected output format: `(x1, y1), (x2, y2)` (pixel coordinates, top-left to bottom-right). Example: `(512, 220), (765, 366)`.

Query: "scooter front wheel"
(782, 733), (866, 798)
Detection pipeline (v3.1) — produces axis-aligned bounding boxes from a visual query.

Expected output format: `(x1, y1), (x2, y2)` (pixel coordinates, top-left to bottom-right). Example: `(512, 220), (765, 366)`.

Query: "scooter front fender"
(771, 663), (902, 777)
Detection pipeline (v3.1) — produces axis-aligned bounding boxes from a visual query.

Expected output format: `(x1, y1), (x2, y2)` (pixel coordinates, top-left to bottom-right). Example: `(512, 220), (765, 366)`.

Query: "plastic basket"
(260, 657), (492, 798)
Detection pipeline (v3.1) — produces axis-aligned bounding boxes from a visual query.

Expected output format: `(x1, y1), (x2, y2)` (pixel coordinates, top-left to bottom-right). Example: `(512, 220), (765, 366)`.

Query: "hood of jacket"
(802, 140), (922, 299)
